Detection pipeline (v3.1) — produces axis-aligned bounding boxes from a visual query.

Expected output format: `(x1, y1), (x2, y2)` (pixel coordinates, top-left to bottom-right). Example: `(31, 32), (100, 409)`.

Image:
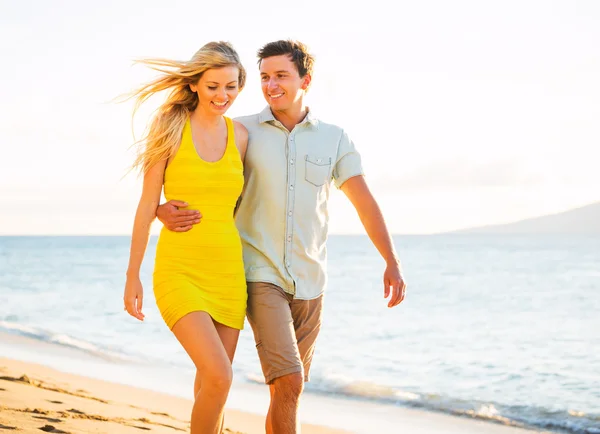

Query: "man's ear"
(301, 73), (312, 90)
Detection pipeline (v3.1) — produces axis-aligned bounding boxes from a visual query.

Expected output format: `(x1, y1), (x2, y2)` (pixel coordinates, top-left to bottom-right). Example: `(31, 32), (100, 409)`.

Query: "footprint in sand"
(0, 423), (18, 430)
(38, 425), (69, 433)
(33, 415), (63, 423)
(47, 400), (63, 404)
(66, 409), (84, 415)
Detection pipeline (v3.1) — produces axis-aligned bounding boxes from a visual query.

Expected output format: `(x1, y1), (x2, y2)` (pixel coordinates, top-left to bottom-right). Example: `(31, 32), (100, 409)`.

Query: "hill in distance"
(447, 201), (600, 235)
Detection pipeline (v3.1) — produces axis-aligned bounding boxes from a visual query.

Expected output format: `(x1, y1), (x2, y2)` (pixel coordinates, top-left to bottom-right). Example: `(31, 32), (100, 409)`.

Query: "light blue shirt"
(235, 106), (364, 299)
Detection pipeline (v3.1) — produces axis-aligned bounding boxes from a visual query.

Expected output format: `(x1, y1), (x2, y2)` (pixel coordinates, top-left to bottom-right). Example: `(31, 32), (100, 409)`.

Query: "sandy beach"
(0, 357), (347, 434)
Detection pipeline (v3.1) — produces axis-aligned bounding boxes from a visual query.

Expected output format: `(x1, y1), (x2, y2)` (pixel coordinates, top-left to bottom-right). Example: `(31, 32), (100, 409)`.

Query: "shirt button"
(288, 211), (292, 216)
(290, 159), (294, 165)
(290, 185), (294, 190)
(286, 261), (291, 267)
(287, 236), (292, 242)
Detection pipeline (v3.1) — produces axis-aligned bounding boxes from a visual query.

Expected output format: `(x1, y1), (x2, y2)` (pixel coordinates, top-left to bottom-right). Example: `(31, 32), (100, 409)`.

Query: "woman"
(123, 41), (248, 434)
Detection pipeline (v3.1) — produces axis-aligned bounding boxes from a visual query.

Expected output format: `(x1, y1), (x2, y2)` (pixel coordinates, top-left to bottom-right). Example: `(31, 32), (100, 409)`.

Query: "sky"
(1, 0), (599, 235)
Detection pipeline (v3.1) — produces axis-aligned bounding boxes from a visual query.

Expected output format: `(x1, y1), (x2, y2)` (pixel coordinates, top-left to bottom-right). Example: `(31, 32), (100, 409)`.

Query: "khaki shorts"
(246, 281), (323, 384)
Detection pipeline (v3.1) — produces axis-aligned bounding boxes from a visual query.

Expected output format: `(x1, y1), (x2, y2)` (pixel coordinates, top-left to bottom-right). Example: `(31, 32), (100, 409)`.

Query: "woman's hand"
(124, 276), (145, 321)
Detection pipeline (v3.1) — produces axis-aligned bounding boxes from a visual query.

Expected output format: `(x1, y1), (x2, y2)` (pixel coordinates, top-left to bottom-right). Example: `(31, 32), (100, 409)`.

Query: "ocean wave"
(0, 320), (139, 364)
(246, 373), (600, 434)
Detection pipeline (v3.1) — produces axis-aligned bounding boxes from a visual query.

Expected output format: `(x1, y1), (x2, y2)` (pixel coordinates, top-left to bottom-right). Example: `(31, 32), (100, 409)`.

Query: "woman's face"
(191, 66), (240, 114)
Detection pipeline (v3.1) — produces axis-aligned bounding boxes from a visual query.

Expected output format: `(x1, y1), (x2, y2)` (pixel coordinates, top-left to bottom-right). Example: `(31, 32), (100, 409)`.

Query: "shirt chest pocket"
(304, 155), (332, 187)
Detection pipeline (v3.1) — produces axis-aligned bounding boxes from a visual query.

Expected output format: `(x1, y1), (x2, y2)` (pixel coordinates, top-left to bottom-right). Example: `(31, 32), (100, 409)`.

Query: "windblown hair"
(126, 41), (246, 175)
(256, 39), (315, 78)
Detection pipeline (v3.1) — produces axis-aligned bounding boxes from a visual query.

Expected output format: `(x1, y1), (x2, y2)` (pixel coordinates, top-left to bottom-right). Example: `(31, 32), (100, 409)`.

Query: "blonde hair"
(126, 41), (246, 175)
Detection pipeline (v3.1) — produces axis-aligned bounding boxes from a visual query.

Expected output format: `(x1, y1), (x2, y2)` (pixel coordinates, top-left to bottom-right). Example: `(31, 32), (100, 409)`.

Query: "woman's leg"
(172, 311), (234, 434)
(214, 320), (241, 363)
(194, 320), (240, 395)
(213, 321), (240, 434)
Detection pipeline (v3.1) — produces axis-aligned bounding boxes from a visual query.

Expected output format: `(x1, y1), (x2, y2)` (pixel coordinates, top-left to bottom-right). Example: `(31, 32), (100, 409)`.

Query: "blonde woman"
(123, 41), (248, 434)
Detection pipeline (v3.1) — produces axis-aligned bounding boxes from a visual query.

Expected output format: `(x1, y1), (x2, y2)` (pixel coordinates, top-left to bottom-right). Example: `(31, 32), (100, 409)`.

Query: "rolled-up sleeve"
(333, 129), (364, 188)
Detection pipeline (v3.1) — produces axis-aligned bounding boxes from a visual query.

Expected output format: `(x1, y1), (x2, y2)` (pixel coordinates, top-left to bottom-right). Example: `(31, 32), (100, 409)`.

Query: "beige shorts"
(246, 281), (323, 384)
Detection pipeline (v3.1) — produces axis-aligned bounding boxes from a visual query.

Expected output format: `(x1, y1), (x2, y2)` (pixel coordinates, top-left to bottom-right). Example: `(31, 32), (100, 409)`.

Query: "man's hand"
(384, 260), (406, 308)
(156, 200), (202, 232)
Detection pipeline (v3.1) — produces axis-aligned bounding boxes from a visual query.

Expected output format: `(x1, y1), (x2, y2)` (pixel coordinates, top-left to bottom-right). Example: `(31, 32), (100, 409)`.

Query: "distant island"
(446, 201), (600, 235)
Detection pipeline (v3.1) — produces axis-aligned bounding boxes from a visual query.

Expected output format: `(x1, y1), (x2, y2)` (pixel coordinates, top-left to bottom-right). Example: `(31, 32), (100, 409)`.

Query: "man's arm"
(156, 200), (201, 232)
(340, 175), (406, 308)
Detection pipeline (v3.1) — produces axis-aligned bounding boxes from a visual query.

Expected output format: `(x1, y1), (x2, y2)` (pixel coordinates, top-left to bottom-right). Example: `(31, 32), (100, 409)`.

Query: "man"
(157, 40), (406, 434)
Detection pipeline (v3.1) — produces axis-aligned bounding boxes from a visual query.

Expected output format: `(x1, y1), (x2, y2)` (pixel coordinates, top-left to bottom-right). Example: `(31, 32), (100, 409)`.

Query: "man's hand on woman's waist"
(156, 200), (201, 232)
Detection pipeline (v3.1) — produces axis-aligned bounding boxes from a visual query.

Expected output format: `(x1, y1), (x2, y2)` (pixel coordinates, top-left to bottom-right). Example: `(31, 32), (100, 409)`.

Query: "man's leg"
(246, 282), (304, 434)
(268, 372), (304, 434)
(268, 294), (324, 433)
(291, 294), (323, 382)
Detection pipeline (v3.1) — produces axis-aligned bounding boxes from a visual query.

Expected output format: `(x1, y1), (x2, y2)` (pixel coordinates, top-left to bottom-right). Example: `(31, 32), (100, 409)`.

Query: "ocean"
(0, 235), (598, 433)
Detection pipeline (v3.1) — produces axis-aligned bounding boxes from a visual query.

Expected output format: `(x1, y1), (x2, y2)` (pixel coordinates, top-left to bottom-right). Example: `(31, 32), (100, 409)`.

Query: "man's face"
(259, 55), (310, 112)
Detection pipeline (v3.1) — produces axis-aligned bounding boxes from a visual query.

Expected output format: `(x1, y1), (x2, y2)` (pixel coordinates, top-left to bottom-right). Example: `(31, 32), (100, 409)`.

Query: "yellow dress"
(153, 117), (247, 330)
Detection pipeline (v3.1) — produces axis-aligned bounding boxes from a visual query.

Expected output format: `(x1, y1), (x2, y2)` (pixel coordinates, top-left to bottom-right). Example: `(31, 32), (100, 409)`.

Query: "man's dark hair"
(257, 40), (315, 77)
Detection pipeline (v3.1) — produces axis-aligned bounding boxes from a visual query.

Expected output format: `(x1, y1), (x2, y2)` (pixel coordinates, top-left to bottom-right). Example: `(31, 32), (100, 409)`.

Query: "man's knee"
(272, 372), (304, 400)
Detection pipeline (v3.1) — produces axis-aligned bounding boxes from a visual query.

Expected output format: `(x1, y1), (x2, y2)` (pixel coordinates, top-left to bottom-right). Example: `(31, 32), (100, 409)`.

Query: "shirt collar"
(258, 106), (319, 129)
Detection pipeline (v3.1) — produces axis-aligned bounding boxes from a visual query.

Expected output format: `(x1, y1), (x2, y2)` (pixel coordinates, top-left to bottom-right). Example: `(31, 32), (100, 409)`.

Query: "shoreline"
(0, 330), (552, 434)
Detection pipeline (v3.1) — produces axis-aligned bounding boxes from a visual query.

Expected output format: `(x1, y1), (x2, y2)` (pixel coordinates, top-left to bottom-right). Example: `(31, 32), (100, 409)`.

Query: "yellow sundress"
(153, 117), (247, 330)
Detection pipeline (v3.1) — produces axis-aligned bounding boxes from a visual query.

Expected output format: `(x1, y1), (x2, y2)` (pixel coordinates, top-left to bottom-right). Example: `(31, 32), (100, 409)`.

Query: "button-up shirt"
(234, 106), (364, 300)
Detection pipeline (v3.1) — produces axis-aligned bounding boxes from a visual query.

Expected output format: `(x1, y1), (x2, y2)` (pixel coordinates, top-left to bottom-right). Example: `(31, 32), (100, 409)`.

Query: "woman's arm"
(124, 159), (166, 320)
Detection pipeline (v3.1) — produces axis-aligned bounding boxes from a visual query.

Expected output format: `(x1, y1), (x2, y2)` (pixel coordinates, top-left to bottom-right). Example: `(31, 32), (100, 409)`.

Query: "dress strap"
(224, 117), (236, 156)
(177, 118), (193, 156)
